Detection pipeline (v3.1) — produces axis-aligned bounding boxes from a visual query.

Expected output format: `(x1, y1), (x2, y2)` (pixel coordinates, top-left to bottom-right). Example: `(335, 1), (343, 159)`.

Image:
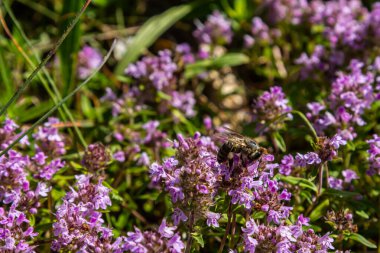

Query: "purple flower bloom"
(279, 154), (294, 175)
(172, 208), (188, 226)
(342, 169), (359, 183)
(78, 45), (103, 79)
(126, 49), (177, 90)
(367, 134), (380, 175)
(149, 133), (220, 225)
(51, 174), (114, 252)
(242, 214), (334, 253)
(170, 91), (196, 117)
(328, 176), (343, 190)
(193, 11), (233, 45)
(158, 219), (176, 238)
(251, 17), (270, 42)
(121, 220), (184, 253)
(113, 150), (126, 162)
(206, 212), (221, 228)
(252, 86), (292, 132)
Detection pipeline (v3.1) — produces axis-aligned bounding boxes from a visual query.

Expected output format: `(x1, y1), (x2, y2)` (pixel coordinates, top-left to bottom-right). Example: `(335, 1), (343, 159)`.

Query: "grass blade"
(0, 0), (92, 117)
(0, 40), (116, 158)
(115, 1), (203, 75)
(2, 1), (88, 147)
(59, 0), (82, 96)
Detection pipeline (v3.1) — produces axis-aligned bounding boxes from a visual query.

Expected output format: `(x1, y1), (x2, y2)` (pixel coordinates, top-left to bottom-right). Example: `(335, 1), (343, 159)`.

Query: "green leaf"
(309, 199), (329, 222)
(348, 233), (377, 248)
(185, 53), (249, 79)
(252, 211), (266, 219)
(323, 188), (360, 199)
(278, 175), (318, 193)
(272, 131), (286, 152)
(355, 210), (369, 219)
(0, 44), (13, 105)
(18, 100), (54, 123)
(80, 95), (95, 120)
(115, 2), (203, 74)
(59, 0), (82, 95)
(192, 232), (205, 248)
(35, 222), (54, 232)
(291, 110), (318, 142)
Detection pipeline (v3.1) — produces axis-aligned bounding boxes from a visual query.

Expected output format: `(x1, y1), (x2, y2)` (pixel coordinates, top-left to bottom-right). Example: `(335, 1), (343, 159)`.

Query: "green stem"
(0, 40), (116, 158)
(0, 0), (92, 117)
(218, 200), (232, 253)
(185, 211), (194, 253)
(2, 2), (87, 147)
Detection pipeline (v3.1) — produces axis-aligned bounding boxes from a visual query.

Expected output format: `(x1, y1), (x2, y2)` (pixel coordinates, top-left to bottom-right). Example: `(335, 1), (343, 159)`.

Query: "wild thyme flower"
(219, 151), (292, 224)
(170, 91), (196, 118)
(242, 215), (335, 253)
(0, 207), (38, 252)
(250, 17), (271, 43)
(175, 43), (195, 65)
(33, 117), (66, 157)
(119, 219), (184, 253)
(295, 45), (327, 79)
(0, 118), (29, 149)
(126, 49), (177, 90)
(193, 11), (233, 45)
(121, 49), (197, 118)
(0, 150), (29, 206)
(252, 86), (292, 132)
(367, 134), (380, 175)
(279, 134), (346, 178)
(149, 132), (220, 226)
(51, 174), (114, 252)
(325, 210), (358, 234)
(82, 143), (111, 172)
(77, 45), (103, 79)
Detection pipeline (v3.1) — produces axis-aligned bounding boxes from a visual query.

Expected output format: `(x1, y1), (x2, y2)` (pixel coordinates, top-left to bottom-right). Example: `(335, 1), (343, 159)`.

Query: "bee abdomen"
(217, 142), (234, 163)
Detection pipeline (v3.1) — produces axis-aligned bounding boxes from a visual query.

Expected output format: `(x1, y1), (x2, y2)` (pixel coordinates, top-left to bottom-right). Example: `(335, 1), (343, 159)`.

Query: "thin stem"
(185, 211), (194, 253)
(1, 2), (87, 147)
(229, 212), (237, 249)
(0, 0), (92, 117)
(0, 40), (116, 158)
(218, 200), (232, 253)
(317, 162), (326, 197)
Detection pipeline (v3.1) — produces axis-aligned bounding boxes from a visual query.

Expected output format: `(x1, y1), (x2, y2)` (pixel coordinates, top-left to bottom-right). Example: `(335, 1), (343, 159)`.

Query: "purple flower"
(126, 49), (177, 90)
(193, 11), (233, 45)
(328, 176), (343, 190)
(170, 91), (196, 117)
(51, 175), (114, 252)
(78, 45), (102, 79)
(251, 17), (270, 42)
(113, 150), (126, 162)
(150, 133), (220, 225)
(33, 117), (66, 157)
(121, 220), (184, 253)
(0, 208), (37, 252)
(279, 154), (294, 175)
(295, 152), (321, 167)
(172, 208), (188, 226)
(242, 214), (335, 253)
(158, 219), (176, 238)
(342, 169), (359, 183)
(367, 134), (380, 175)
(206, 212), (221, 228)
(252, 86), (292, 132)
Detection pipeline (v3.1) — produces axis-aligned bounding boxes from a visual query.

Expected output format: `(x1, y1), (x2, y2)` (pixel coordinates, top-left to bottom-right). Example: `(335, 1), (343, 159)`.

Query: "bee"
(216, 127), (266, 164)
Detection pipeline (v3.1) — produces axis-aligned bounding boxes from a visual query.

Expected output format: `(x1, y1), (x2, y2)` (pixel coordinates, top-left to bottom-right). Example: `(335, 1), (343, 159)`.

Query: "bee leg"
(228, 157), (234, 169)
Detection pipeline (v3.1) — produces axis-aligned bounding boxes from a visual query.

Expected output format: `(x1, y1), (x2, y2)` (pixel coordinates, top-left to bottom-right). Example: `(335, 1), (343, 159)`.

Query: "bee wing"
(213, 127), (245, 146)
(221, 126), (245, 138)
